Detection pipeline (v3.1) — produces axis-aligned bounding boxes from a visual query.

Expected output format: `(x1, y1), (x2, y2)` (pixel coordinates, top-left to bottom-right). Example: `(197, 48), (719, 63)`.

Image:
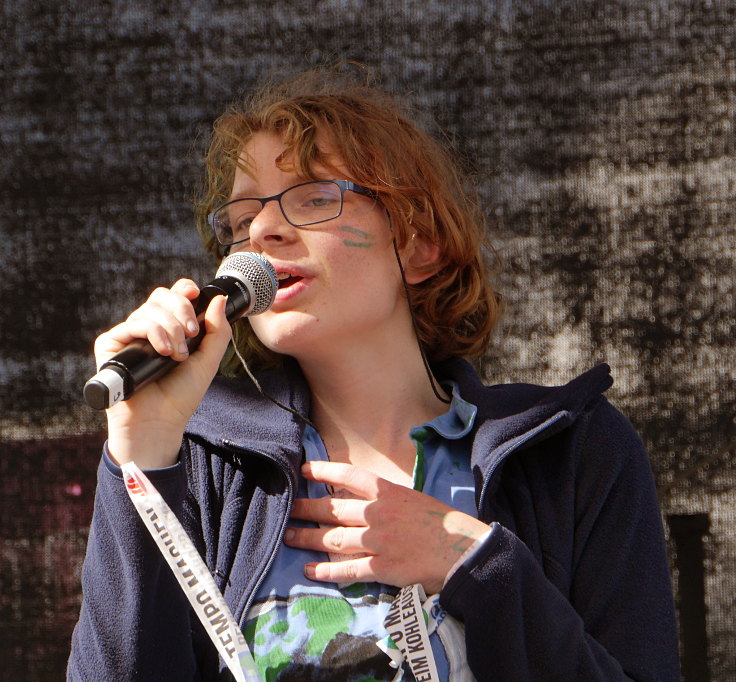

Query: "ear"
(401, 235), (442, 284)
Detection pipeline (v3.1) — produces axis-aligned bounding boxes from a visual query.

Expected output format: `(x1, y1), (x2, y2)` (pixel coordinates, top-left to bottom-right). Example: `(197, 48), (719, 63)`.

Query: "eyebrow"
(229, 189), (259, 201)
(229, 177), (341, 201)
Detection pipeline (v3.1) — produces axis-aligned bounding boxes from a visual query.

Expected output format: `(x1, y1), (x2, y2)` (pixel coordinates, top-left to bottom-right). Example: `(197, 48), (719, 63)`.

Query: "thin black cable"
(390, 234), (451, 405)
(231, 341), (318, 430)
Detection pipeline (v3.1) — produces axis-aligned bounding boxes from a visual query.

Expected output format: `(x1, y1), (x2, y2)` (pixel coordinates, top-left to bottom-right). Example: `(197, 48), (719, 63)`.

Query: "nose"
(248, 197), (297, 248)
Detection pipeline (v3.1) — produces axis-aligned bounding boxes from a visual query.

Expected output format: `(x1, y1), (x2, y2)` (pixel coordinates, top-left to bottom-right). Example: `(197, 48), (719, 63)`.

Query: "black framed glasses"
(208, 179), (377, 247)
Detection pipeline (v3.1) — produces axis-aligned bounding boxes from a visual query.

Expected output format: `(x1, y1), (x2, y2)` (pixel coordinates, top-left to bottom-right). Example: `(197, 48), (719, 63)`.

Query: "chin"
(251, 313), (320, 356)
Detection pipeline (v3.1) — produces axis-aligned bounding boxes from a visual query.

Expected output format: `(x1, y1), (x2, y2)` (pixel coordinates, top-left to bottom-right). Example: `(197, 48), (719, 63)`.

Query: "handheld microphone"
(83, 252), (278, 411)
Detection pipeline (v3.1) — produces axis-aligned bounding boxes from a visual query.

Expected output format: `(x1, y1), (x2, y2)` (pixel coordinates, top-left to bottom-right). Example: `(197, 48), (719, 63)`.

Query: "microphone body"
(83, 252), (277, 411)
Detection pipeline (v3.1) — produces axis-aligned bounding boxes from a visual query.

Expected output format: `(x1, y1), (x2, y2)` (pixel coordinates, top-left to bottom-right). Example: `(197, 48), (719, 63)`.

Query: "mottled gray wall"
(1, 0), (734, 678)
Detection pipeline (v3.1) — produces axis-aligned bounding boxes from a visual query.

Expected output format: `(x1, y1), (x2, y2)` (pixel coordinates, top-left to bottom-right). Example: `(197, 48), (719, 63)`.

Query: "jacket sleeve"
(439, 400), (680, 681)
(67, 446), (206, 681)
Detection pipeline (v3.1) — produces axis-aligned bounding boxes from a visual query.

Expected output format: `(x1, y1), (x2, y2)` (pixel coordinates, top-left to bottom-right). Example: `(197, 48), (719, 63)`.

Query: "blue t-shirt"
(244, 383), (478, 681)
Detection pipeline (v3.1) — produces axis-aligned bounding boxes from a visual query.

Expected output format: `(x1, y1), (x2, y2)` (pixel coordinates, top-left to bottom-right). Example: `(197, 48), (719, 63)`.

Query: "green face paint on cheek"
(340, 225), (375, 248)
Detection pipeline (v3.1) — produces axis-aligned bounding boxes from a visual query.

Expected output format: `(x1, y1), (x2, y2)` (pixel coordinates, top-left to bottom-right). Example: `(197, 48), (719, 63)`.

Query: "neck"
(297, 333), (448, 483)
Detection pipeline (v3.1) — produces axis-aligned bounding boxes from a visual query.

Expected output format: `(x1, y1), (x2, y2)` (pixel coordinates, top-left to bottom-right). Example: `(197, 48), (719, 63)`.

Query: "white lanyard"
(122, 462), (262, 682)
(383, 584), (441, 682)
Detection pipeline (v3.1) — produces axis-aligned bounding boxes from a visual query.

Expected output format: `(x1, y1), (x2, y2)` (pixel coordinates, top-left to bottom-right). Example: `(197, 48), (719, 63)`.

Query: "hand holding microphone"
(84, 252), (277, 410)
(84, 252), (276, 469)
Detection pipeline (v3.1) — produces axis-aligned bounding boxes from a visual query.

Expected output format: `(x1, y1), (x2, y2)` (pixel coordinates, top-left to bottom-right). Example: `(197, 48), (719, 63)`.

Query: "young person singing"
(69, 70), (679, 681)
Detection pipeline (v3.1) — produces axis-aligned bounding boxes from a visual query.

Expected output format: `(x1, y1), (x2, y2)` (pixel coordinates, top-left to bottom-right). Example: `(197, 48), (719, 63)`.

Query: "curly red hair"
(194, 68), (502, 370)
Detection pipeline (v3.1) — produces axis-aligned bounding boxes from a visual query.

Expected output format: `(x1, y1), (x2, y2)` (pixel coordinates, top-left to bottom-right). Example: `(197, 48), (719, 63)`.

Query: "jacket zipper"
(478, 411), (567, 513)
(221, 438), (296, 625)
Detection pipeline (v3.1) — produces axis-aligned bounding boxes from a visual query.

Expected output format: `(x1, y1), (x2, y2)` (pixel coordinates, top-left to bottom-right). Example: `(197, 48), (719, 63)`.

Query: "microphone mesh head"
(216, 252), (278, 315)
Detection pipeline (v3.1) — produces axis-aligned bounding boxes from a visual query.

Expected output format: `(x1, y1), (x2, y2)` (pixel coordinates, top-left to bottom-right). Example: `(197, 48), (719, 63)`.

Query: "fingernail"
(178, 343), (189, 355)
(304, 564), (316, 579)
(187, 320), (199, 334)
(284, 528), (295, 542)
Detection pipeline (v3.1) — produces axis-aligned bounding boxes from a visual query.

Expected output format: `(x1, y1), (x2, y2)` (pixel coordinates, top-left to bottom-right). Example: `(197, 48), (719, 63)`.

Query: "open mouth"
(277, 272), (303, 289)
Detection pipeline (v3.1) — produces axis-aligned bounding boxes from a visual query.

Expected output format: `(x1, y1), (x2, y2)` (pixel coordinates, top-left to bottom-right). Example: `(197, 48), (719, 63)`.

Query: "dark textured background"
(1, 1), (734, 679)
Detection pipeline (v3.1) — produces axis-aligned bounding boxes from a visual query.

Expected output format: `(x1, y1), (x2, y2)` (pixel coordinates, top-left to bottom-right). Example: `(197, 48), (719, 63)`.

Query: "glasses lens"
(212, 199), (262, 245)
(282, 181), (343, 226)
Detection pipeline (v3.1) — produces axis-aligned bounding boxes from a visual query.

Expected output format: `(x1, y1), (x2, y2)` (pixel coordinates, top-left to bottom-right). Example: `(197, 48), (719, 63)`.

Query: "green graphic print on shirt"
(244, 584), (400, 681)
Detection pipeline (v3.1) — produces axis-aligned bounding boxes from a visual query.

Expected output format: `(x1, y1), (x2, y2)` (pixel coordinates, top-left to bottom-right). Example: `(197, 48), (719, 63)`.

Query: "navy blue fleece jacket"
(68, 358), (679, 680)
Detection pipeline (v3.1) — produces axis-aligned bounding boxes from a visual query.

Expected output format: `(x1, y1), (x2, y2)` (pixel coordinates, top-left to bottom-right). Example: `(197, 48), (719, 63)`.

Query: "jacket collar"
(186, 356), (310, 476)
(433, 358), (613, 507)
(186, 356), (612, 487)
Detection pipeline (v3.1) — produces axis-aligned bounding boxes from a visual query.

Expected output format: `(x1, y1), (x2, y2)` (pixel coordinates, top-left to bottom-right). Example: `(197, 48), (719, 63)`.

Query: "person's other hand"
(285, 460), (489, 594)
